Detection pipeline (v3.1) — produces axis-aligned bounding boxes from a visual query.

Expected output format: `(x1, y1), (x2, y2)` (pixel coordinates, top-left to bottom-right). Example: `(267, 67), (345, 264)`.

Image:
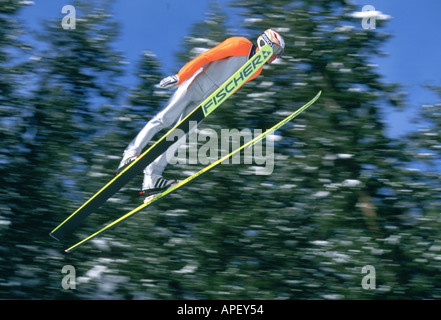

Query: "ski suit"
(123, 37), (263, 187)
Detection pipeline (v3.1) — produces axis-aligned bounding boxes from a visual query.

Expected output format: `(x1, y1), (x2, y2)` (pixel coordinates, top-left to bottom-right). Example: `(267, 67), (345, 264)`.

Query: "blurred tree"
(108, 4), (241, 299)
(218, 0), (413, 299)
(2, 0), (439, 300)
(393, 84), (441, 298)
(148, 0), (427, 299)
(0, 0), (38, 298)
(1, 0), (126, 298)
(0, 0), (32, 205)
(175, 2), (233, 66)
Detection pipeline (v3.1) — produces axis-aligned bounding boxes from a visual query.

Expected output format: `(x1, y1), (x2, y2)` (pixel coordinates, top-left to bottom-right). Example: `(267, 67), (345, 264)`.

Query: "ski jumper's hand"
(159, 75), (179, 89)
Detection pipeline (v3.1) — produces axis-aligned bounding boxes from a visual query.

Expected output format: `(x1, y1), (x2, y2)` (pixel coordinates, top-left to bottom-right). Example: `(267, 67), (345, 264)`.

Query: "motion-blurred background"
(1, 0), (441, 299)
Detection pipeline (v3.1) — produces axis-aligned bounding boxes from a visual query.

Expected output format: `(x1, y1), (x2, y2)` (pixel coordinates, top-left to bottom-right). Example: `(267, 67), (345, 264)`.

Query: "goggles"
(259, 33), (285, 57)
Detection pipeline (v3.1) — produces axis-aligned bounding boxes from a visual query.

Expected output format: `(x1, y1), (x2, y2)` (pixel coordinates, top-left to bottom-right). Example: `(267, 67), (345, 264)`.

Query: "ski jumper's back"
(177, 37), (262, 92)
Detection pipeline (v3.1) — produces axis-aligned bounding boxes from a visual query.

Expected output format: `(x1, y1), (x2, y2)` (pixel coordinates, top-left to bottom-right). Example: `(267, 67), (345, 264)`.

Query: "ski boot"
(140, 175), (179, 203)
(116, 152), (139, 175)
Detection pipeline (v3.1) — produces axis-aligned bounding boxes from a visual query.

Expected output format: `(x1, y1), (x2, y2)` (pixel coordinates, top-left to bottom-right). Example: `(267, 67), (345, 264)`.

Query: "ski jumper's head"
(257, 29), (285, 64)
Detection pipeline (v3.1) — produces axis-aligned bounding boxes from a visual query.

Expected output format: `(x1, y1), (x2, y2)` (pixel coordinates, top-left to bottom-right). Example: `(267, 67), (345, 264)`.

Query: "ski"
(50, 45), (274, 241)
(65, 90), (322, 252)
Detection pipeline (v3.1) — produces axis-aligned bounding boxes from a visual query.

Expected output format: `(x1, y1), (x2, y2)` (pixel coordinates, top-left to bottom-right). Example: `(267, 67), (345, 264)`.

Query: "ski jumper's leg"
(123, 73), (199, 157)
(142, 101), (198, 180)
(143, 71), (219, 180)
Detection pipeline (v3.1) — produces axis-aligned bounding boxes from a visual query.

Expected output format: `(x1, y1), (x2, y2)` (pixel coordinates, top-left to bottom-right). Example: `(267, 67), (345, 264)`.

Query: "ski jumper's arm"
(177, 37), (262, 85)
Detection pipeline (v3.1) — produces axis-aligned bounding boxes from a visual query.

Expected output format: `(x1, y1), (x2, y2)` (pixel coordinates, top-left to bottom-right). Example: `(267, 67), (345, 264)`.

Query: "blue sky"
(361, 0), (441, 137)
(19, 0), (441, 137)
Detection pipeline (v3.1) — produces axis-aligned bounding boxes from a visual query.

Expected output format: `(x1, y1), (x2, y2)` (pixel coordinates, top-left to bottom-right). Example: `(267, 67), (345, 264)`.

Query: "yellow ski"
(65, 91), (322, 252)
(50, 45), (274, 240)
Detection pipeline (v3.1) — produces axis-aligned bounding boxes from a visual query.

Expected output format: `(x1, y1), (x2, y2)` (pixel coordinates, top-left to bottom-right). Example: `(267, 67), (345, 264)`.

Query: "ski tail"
(49, 107), (204, 240)
(50, 45), (274, 241)
(64, 91), (322, 253)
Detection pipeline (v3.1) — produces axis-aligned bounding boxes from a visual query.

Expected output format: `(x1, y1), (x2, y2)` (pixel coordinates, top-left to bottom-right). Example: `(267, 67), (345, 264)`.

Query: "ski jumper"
(123, 37), (263, 187)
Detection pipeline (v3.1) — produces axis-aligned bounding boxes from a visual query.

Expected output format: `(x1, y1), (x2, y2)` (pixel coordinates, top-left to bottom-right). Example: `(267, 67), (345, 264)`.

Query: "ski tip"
(64, 249), (71, 254)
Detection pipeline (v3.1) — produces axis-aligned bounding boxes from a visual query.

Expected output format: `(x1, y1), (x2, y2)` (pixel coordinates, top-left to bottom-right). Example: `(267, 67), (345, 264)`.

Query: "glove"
(159, 74), (179, 89)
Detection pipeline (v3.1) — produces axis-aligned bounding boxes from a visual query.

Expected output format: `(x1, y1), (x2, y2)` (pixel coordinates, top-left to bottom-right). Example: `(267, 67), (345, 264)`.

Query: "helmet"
(257, 29), (285, 57)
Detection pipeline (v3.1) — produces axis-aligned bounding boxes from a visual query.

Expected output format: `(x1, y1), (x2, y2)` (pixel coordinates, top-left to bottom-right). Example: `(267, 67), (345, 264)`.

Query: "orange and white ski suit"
(124, 37), (263, 184)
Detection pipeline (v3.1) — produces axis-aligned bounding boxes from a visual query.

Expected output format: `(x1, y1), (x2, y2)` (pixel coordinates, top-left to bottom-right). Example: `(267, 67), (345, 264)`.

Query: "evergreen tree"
(393, 85), (441, 298)
(0, 0), (32, 213)
(1, 0), (126, 298)
(219, 0), (409, 299)
(0, 0), (39, 299)
(155, 0), (416, 299)
(2, 0), (439, 300)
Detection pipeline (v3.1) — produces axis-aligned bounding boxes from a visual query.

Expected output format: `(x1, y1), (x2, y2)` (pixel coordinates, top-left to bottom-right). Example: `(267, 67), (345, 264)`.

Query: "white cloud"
(350, 10), (392, 20)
